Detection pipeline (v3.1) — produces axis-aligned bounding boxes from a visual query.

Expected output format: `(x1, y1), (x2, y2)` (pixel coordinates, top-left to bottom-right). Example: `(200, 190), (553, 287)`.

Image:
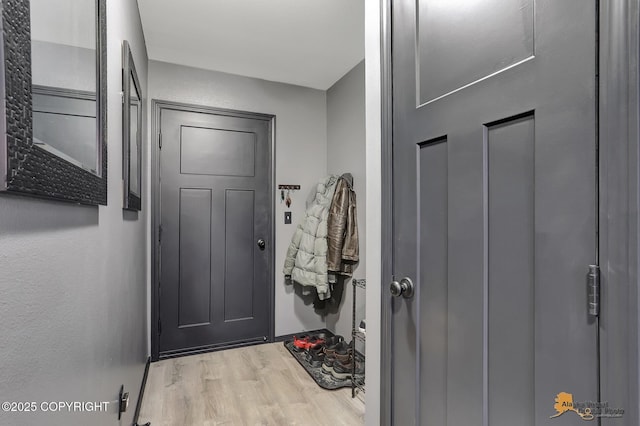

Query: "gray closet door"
(159, 107), (271, 355)
(390, 0), (598, 425)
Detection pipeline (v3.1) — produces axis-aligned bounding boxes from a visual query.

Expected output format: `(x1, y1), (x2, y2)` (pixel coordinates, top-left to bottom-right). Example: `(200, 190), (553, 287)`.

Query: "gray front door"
(390, 1), (598, 425)
(158, 105), (272, 357)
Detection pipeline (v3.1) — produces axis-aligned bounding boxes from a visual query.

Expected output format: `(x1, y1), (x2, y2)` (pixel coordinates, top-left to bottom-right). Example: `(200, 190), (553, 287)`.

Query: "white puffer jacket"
(283, 175), (339, 300)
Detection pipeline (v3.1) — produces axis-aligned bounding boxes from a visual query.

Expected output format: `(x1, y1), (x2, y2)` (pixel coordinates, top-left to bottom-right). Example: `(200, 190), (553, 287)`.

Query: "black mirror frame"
(0, 0), (107, 205)
(122, 40), (142, 211)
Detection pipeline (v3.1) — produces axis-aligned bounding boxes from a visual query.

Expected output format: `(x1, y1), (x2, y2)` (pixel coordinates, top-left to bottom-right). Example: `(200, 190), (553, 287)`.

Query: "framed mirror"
(122, 41), (142, 211)
(0, 0), (107, 205)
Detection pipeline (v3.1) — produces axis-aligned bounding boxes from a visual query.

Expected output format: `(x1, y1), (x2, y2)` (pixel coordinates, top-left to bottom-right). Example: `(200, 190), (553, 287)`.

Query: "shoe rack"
(351, 278), (366, 398)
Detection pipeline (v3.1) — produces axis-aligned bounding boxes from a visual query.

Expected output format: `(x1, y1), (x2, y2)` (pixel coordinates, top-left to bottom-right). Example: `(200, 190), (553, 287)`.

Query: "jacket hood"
(340, 173), (354, 188)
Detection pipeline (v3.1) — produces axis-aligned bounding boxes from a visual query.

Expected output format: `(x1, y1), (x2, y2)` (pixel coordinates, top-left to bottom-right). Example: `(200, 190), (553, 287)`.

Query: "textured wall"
(364, 0), (382, 423)
(147, 60), (329, 337)
(325, 60), (366, 342)
(0, 1), (149, 425)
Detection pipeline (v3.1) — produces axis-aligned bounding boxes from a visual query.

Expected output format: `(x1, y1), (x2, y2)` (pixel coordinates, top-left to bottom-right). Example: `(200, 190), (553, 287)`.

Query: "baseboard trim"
(158, 336), (267, 360)
(132, 356), (151, 426)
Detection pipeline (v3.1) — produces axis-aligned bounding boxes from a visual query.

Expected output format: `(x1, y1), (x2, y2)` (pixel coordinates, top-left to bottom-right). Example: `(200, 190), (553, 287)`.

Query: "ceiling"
(137, 0), (364, 90)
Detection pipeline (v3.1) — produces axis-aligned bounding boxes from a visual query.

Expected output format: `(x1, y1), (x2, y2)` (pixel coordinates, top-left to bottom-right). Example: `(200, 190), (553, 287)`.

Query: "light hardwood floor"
(138, 342), (365, 426)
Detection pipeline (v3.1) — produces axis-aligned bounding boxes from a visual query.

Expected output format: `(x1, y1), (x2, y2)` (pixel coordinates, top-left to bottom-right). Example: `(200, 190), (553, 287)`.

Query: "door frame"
(150, 99), (276, 361)
(378, 0), (640, 424)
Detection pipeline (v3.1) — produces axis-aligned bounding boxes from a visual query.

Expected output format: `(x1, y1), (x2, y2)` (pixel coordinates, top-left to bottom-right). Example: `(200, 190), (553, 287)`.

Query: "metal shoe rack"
(351, 278), (366, 398)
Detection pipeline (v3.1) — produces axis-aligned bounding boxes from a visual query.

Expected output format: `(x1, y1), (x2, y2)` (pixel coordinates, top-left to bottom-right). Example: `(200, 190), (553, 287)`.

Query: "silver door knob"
(257, 239), (266, 250)
(390, 277), (415, 299)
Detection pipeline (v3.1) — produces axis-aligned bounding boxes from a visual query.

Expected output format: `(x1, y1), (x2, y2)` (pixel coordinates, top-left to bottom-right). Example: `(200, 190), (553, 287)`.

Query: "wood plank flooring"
(138, 342), (365, 426)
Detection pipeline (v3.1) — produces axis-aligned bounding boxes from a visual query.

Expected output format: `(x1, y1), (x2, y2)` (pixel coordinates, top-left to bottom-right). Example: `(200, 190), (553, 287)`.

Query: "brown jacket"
(327, 174), (359, 277)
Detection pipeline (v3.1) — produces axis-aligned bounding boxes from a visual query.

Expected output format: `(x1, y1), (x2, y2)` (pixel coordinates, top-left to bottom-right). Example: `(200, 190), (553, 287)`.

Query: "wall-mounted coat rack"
(278, 185), (300, 208)
(278, 184), (301, 190)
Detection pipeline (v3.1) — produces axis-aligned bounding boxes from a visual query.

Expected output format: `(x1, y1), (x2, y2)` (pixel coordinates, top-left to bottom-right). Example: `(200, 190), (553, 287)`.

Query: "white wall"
(147, 61), (329, 336)
(0, 1), (149, 425)
(364, 0), (382, 424)
(32, 41), (95, 91)
(325, 60), (366, 341)
(30, 0), (95, 49)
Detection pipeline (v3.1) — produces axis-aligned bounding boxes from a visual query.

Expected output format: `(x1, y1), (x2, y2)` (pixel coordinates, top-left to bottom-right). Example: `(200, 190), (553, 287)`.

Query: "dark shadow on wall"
(123, 209), (139, 221)
(319, 278), (348, 333)
(315, 277), (345, 315)
(0, 194), (98, 235)
(293, 280), (318, 306)
(288, 276), (348, 315)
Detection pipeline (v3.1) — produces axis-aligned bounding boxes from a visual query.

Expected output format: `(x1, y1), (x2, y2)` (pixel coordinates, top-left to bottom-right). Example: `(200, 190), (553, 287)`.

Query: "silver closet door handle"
(257, 239), (266, 250)
(390, 277), (415, 299)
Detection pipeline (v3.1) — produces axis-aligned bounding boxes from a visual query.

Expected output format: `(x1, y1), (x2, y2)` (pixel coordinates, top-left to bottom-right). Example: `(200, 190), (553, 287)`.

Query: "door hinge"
(158, 318), (162, 336)
(158, 133), (162, 149)
(159, 225), (163, 243)
(587, 264), (600, 317)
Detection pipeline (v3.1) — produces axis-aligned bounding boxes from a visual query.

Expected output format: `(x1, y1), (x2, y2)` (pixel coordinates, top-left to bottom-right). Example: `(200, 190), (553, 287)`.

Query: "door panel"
(159, 107), (272, 355)
(223, 189), (256, 322)
(178, 188), (213, 327)
(391, 0), (598, 424)
(418, 139), (448, 425)
(487, 114), (535, 426)
(417, 0), (534, 104)
(180, 126), (256, 177)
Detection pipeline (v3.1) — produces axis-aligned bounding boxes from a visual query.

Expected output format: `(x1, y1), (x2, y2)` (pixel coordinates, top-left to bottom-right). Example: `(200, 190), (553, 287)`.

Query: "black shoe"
(324, 339), (348, 357)
(304, 340), (325, 363)
(324, 335), (344, 349)
(307, 345), (326, 367)
(322, 341), (350, 373)
(331, 357), (365, 380)
(334, 341), (353, 364)
(312, 331), (329, 341)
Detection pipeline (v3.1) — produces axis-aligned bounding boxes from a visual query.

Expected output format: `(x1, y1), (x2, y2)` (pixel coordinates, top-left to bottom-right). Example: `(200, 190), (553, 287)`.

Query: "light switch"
(284, 212), (292, 224)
